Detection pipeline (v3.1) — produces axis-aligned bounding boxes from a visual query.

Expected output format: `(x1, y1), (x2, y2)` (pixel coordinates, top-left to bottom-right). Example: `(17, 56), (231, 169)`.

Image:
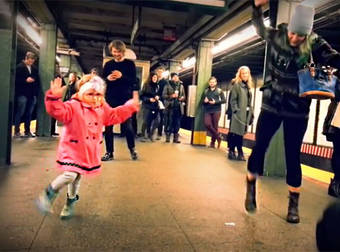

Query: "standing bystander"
(101, 40), (139, 161)
(14, 51), (40, 137)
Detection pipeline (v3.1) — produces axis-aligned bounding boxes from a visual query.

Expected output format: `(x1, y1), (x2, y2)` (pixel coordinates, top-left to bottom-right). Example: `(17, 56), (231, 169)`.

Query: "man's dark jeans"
(104, 117), (135, 153)
(14, 95), (37, 133)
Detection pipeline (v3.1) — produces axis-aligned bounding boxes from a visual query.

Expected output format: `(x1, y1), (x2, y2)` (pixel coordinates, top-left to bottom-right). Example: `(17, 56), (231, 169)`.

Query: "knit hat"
(288, 5), (315, 35)
(78, 75), (106, 97)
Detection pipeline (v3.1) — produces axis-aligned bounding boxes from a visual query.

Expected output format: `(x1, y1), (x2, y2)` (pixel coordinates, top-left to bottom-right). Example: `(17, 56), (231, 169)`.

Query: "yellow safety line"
(180, 129), (333, 185)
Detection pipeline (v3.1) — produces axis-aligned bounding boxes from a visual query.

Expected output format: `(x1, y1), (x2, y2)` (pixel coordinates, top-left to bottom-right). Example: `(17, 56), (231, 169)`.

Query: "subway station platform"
(0, 131), (336, 251)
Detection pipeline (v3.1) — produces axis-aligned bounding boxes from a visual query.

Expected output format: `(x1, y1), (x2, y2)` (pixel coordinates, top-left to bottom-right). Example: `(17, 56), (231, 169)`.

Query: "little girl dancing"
(36, 75), (139, 219)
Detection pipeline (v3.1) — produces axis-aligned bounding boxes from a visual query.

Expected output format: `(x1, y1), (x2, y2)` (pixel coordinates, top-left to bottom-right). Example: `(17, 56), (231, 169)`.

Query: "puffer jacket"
(252, 2), (340, 118)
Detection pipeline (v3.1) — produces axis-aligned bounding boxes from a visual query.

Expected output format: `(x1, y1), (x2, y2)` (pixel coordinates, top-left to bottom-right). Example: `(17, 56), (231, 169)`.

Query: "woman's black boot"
(286, 191), (300, 223)
(245, 178), (257, 213)
(328, 178), (340, 198)
(228, 151), (236, 160)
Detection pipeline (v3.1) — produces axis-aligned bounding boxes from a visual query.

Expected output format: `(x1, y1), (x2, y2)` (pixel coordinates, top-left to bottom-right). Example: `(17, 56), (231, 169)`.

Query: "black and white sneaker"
(101, 152), (114, 161)
(23, 131), (36, 138)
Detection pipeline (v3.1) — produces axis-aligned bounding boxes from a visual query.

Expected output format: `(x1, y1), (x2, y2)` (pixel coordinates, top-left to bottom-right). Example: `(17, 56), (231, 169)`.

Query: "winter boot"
(173, 133), (181, 143)
(237, 153), (246, 161)
(286, 191), (300, 223)
(228, 151), (236, 160)
(165, 133), (171, 143)
(36, 184), (58, 214)
(148, 133), (154, 142)
(130, 148), (138, 160)
(60, 194), (79, 220)
(245, 178), (257, 213)
(328, 178), (340, 198)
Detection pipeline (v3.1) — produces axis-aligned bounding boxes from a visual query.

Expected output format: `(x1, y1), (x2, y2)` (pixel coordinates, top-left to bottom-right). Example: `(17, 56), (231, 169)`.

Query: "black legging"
(104, 117), (135, 153)
(332, 129), (340, 180)
(248, 110), (308, 187)
(143, 108), (159, 136)
(157, 110), (164, 136)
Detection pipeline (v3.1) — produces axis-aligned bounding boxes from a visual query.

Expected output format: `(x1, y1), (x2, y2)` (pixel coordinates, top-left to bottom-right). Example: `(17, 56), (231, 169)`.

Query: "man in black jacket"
(101, 40), (139, 161)
(14, 51), (40, 137)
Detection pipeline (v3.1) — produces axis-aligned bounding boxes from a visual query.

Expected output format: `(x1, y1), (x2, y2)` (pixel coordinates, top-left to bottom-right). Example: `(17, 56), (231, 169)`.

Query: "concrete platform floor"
(0, 133), (336, 251)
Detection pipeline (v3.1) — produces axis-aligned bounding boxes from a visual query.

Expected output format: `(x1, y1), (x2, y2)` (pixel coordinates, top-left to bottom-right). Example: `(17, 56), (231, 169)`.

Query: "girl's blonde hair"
(231, 66), (254, 88)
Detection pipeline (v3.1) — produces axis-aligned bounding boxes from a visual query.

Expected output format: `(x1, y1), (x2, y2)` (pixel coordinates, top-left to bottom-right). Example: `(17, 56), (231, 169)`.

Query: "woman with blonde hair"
(228, 66), (254, 160)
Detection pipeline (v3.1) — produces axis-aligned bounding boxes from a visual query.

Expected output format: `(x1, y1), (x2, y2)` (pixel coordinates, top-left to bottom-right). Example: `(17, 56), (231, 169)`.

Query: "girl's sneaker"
(60, 194), (79, 220)
(35, 185), (57, 214)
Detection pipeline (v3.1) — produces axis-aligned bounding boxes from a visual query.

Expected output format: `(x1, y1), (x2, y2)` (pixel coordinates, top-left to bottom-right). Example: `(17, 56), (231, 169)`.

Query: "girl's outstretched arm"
(103, 99), (139, 126)
(45, 77), (73, 124)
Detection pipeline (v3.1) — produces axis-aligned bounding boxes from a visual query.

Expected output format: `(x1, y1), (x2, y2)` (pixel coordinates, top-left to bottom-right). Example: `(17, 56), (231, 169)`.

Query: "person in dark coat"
(322, 94), (340, 198)
(63, 72), (78, 102)
(203, 76), (226, 149)
(162, 73), (186, 143)
(101, 40), (139, 161)
(14, 51), (40, 138)
(245, 0), (340, 224)
(140, 72), (160, 141)
(156, 67), (169, 139)
(316, 201), (340, 251)
(228, 66), (254, 161)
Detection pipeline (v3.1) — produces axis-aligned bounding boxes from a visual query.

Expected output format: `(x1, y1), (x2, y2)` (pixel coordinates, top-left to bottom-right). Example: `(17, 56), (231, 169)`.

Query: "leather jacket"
(252, 2), (340, 118)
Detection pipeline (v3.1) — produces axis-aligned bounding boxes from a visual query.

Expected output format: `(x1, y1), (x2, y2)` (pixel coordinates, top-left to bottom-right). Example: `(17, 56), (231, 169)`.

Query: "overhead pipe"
(152, 0), (251, 67)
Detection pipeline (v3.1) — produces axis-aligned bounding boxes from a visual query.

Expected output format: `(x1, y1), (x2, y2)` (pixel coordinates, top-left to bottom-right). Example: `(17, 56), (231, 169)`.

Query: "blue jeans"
(14, 95), (37, 133)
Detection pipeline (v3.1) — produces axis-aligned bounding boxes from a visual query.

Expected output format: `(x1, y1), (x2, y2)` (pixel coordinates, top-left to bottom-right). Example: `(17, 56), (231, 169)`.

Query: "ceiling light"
(180, 18), (271, 71)
(16, 14), (42, 45)
(212, 18), (270, 55)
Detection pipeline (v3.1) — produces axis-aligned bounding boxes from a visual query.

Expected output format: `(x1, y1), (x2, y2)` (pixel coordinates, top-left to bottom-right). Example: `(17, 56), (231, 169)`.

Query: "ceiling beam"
(22, 0), (55, 24)
(168, 0), (225, 7)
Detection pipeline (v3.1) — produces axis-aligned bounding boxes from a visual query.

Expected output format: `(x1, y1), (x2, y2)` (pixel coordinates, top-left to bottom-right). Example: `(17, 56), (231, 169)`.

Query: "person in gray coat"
(228, 66), (254, 161)
(162, 73), (186, 143)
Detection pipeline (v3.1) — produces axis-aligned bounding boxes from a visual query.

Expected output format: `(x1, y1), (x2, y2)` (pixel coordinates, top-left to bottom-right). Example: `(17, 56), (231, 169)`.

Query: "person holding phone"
(101, 40), (140, 161)
(203, 76), (225, 148)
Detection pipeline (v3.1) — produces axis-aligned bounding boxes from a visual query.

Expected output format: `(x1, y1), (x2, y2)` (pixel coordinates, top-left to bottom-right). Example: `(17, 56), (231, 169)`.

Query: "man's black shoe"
(130, 148), (138, 160)
(101, 152), (114, 161)
(23, 132), (36, 138)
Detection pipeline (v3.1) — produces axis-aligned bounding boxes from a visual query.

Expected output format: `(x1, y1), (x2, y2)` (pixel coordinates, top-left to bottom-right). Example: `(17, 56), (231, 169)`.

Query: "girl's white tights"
(50, 171), (81, 198)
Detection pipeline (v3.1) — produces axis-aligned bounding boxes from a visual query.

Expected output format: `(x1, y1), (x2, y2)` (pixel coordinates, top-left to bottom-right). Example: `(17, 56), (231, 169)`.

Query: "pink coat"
(45, 90), (138, 175)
